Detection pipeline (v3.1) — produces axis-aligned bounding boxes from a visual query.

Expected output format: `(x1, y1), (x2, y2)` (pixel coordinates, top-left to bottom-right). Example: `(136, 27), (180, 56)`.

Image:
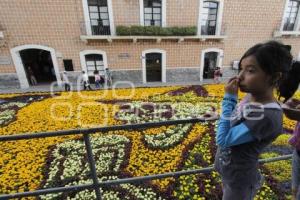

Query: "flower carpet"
(0, 85), (299, 200)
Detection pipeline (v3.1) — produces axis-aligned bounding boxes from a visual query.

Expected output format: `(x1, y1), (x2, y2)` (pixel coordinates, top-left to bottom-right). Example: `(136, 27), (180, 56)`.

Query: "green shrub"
(115, 26), (128, 35)
(116, 25), (197, 36)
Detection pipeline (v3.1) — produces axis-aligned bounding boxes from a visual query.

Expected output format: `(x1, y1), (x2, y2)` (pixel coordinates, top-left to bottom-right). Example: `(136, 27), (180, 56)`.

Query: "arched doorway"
(200, 48), (223, 81)
(10, 45), (61, 88)
(20, 49), (56, 85)
(80, 50), (108, 83)
(84, 54), (105, 83)
(146, 53), (162, 82)
(203, 52), (218, 79)
(142, 49), (166, 83)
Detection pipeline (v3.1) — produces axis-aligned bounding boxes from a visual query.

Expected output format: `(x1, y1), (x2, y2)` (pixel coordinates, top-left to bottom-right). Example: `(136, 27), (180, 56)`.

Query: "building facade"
(0, 0), (300, 88)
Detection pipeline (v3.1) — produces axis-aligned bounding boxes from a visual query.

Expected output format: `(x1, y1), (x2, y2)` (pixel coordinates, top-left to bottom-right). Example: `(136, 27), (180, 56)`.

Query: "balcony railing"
(80, 22), (227, 43)
(273, 30), (300, 37)
(91, 25), (111, 35)
(273, 24), (300, 37)
(80, 21), (111, 36)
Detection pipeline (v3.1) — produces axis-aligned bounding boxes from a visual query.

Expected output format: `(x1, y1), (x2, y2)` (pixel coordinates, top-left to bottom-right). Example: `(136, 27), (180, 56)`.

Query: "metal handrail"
(0, 118), (292, 200)
(0, 118), (206, 141)
(0, 154), (292, 199)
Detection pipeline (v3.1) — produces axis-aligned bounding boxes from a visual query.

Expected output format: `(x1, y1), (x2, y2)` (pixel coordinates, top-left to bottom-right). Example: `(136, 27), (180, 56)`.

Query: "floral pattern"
(0, 86), (299, 200)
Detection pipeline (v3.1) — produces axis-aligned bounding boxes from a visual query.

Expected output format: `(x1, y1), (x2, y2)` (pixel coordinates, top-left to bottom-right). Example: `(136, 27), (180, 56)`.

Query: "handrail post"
(83, 133), (102, 200)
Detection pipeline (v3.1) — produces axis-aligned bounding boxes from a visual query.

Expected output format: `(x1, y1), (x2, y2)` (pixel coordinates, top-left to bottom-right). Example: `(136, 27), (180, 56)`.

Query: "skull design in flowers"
(40, 135), (165, 200)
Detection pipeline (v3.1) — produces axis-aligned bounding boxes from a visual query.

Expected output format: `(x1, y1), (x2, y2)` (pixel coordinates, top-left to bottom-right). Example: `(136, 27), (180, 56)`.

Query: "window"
(201, 1), (219, 35)
(282, 0), (300, 31)
(63, 59), (74, 71)
(88, 0), (111, 35)
(85, 54), (105, 76)
(198, 0), (224, 36)
(144, 0), (162, 26)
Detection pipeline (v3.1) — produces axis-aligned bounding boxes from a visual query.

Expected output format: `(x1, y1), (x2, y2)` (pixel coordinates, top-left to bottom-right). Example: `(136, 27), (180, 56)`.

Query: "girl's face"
(238, 55), (272, 94)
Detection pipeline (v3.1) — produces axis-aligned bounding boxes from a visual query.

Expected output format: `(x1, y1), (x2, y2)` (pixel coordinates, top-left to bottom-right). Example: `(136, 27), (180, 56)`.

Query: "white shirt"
(83, 73), (89, 82)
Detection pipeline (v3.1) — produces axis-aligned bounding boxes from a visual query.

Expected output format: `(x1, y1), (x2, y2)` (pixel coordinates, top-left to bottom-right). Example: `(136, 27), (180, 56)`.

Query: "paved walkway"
(1, 77), (299, 94)
(0, 79), (229, 94)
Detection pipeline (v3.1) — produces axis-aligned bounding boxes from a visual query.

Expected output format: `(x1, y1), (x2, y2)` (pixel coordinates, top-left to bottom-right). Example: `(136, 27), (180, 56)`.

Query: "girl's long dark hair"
(278, 60), (300, 102)
(238, 40), (300, 102)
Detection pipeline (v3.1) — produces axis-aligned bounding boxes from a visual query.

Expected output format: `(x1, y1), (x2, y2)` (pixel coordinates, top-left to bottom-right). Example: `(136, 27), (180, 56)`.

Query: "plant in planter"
(116, 26), (197, 36)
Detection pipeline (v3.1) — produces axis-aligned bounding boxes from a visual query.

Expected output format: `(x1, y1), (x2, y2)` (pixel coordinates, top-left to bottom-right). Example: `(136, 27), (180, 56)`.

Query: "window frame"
(140, 0), (166, 27)
(280, 0), (300, 32)
(197, 0), (224, 36)
(82, 0), (115, 36)
(144, 0), (162, 26)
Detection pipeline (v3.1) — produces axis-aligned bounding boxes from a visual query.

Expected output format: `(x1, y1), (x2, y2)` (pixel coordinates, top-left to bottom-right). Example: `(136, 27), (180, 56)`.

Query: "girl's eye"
(247, 69), (255, 73)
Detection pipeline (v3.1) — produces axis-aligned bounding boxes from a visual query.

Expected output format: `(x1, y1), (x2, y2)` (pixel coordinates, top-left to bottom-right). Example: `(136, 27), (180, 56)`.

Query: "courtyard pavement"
(0, 78), (229, 94)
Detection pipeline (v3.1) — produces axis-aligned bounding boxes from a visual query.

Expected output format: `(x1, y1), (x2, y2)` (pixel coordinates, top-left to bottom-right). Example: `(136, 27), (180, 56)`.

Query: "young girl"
(94, 70), (101, 89)
(280, 61), (300, 200)
(214, 67), (222, 84)
(214, 41), (300, 200)
(284, 98), (300, 200)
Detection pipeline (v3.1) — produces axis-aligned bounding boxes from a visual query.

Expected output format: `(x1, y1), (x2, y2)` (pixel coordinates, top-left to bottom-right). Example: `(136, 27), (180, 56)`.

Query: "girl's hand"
(225, 76), (239, 95)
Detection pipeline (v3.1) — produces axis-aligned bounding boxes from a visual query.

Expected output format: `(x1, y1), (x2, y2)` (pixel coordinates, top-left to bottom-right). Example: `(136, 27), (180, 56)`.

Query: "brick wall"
(0, 0), (299, 77)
